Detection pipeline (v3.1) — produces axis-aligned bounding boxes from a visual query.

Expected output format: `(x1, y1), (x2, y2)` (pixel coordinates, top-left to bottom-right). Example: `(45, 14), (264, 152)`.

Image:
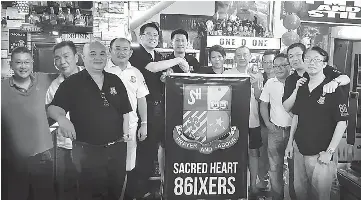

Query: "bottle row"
(206, 19), (272, 38)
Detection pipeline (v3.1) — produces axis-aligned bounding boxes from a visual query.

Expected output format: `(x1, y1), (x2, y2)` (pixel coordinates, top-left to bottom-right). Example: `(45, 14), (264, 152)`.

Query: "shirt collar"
(9, 73), (35, 88)
(107, 59), (132, 70)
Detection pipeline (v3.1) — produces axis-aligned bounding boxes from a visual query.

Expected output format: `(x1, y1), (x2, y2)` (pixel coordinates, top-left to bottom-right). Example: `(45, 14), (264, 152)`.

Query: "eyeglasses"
(304, 58), (324, 63)
(273, 64), (289, 69)
(100, 92), (110, 107)
(142, 33), (159, 38)
(14, 60), (33, 66)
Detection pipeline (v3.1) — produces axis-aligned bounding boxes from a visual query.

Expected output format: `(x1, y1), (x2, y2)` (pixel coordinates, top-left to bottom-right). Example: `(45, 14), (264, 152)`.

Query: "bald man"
(47, 41), (133, 200)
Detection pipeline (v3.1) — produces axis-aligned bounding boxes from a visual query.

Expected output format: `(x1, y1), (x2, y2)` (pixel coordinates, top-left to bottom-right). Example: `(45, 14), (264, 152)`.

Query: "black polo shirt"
(50, 70), (132, 145)
(129, 45), (164, 102)
(164, 53), (201, 73)
(282, 65), (342, 102)
(198, 66), (216, 74)
(292, 78), (349, 156)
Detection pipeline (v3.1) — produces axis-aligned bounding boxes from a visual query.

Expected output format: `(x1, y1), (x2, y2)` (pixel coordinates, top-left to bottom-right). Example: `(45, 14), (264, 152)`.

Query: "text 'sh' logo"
(188, 88), (202, 105)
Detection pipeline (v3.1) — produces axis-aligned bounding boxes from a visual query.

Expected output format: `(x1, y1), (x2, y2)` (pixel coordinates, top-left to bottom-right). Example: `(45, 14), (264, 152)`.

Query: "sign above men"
(207, 36), (281, 50)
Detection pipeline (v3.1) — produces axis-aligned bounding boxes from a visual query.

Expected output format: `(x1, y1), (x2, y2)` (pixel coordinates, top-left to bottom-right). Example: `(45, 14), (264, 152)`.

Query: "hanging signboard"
(8, 29), (27, 53)
(300, 1), (361, 25)
(164, 74), (250, 200)
(207, 36), (281, 50)
(62, 33), (92, 43)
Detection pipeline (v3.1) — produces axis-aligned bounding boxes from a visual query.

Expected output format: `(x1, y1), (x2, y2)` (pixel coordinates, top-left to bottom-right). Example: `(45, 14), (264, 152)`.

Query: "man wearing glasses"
(260, 53), (293, 200)
(105, 37), (149, 199)
(45, 41), (82, 200)
(47, 41), (132, 200)
(285, 47), (348, 200)
(129, 22), (190, 198)
(2, 46), (56, 200)
(282, 43), (350, 113)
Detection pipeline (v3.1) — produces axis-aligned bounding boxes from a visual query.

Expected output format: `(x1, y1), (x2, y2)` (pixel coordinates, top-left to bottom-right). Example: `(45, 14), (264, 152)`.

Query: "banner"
(207, 36), (281, 50)
(165, 74), (250, 200)
(9, 29), (27, 53)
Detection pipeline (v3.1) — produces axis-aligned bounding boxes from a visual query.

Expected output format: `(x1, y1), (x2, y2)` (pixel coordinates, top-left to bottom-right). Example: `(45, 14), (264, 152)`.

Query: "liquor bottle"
(57, 8), (66, 25)
(232, 20), (238, 36)
(74, 9), (86, 26)
(41, 8), (50, 25)
(238, 25), (244, 37)
(65, 8), (74, 25)
(221, 19), (227, 36)
(49, 7), (57, 25)
(226, 20), (232, 36)
(28, 7), (40, 24)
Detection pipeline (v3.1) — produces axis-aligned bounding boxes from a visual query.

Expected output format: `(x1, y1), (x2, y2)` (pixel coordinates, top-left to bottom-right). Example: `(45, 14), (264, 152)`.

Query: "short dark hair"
(262, 50), (280, 61)
(303, 46), (329, 62)
(287, 43), (306, 55)
(208, 45), (226, 59)
(109, 38), (131, 51)
(235, 45), (250, 52)
(53, 41), (77, 55)
(11, 46), (32, 60)
(139, 22), (160, 35)
(171, 29), (189, 41)
(273, 53), (288, 63)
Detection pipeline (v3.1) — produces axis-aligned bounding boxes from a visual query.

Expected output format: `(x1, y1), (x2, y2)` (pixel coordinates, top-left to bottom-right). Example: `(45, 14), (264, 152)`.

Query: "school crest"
(173, 85), (239, 154)
(130, 76), (136, 83)
(110, 87), (117, 95)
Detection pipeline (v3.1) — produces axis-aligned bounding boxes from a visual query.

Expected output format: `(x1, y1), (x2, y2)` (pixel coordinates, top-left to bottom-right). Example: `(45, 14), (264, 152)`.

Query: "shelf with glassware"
(205, 35), (281, 70)
(25, 5), (93, 34)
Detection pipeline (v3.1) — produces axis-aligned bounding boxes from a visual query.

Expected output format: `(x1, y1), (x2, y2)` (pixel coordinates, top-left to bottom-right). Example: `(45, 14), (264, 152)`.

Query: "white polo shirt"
(260, 77), (292, 127)
(223, 67), (260, 128)
(105, 60), (149, 128)
(45, 66), (83, 149)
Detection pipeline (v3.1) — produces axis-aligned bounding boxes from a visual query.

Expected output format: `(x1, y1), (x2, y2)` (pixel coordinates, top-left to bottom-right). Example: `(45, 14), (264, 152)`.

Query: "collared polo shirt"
(129, 44), (164, 102)
(45, 66), (83, 149)
(164, 53), (201, 73)
(282, 65), (342, 102)
(260, 78), (292, 127)
(50, 69), (132, 145)
(292, 78), (349, 156)
(2, 73), (54, 157)
(223, 67), (260, 128)
(105, 60), (149, 128)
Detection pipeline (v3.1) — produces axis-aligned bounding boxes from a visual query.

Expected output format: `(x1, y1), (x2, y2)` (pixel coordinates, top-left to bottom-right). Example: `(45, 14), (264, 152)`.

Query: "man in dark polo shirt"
(129, 23), (192, 197)
(164, 29), (201, 73)
(48, 41), (132, 200)
(282, 43), (350, 113)
(285, 47), (349, 200)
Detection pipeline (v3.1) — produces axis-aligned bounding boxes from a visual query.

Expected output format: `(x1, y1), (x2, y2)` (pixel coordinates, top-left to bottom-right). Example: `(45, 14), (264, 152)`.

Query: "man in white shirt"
(105, 37), (149, 199)
(260, 53), (293, 200)
(45, 41), (82, 200)
(224, 46), (263, 198)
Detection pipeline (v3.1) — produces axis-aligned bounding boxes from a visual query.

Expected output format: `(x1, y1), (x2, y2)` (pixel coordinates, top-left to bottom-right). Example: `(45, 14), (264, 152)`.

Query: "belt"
(274, 124), (290, 130)
(74, 138), (125, 148)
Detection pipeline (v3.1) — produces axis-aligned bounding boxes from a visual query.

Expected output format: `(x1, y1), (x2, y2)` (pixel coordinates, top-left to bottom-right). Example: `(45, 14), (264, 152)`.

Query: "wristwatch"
(333, 78), (341, 86)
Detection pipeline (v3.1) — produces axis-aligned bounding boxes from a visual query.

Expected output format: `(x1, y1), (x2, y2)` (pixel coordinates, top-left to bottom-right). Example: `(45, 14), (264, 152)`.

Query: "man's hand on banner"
(57, 116), (76, 140)
(178, 58), (190, 73)
(138, 123), (147, 141)
(285, 142), (294, 159)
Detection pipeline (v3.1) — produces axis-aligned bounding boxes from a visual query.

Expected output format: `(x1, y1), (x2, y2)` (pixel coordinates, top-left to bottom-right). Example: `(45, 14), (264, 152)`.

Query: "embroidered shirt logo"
(339, 104), (349, 117)
(317, 93), (326, 105)
(130, 76), (136, 83)
(110, 87), (117, 95)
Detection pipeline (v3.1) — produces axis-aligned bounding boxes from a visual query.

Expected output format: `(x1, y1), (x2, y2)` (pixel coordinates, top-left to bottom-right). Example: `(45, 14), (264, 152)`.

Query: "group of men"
(2, 21), (351, 200)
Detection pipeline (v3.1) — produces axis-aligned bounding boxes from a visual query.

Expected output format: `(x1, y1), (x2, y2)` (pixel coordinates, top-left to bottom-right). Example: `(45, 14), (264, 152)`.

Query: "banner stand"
(164, 74), (251, 200)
